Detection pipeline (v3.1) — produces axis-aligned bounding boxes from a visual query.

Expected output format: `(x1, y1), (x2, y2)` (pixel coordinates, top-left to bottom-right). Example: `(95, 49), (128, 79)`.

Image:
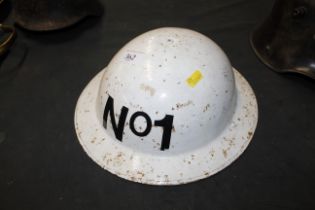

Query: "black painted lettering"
(154, 115), (174, 150)
(103, 95), (128, 141)
(129, 111), (152, 136)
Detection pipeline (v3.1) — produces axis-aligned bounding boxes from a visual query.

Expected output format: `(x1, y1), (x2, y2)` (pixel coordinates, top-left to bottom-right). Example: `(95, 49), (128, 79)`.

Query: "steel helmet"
(75, 27), (258, 185)
(250, 0), (315, 79)
(12, 0), (104, 31)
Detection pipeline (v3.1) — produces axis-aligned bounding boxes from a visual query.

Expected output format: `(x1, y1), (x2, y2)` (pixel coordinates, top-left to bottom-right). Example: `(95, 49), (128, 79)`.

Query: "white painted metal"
(74, 27), (258, 185)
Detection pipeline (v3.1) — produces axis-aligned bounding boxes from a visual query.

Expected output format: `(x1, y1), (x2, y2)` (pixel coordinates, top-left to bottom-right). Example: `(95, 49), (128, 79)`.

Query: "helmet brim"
(74, 67), (258, 185)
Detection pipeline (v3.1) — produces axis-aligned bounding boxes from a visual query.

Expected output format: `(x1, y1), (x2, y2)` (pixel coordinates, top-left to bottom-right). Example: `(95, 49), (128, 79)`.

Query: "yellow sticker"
(186, 70), (203, 87)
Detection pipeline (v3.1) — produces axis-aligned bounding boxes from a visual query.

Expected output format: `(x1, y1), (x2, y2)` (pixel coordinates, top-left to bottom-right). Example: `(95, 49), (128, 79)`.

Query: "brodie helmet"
(12, 0), (104, 31)
(251, 0), (315, 79)
(75, 28), (258, 185)
(0, 24), (16, 56)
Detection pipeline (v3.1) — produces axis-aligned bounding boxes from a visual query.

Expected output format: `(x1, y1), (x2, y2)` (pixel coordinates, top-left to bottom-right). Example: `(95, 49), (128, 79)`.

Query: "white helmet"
(75, 27), (258, 185)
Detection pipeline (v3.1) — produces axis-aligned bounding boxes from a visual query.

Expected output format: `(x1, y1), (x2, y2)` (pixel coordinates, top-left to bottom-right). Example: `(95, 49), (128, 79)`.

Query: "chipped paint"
(140, 83), (156, 96)
(203, 104), (210, 112)
(222, 149), (228, 158)
(175, 100), (193, 110)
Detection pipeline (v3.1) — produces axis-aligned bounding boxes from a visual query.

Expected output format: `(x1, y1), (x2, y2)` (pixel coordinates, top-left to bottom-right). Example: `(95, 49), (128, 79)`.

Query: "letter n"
(103, 95), (128, 141)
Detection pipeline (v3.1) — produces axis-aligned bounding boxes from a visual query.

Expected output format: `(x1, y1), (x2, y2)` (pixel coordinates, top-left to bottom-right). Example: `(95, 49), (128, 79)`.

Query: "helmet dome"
(97, 28), (236, 155)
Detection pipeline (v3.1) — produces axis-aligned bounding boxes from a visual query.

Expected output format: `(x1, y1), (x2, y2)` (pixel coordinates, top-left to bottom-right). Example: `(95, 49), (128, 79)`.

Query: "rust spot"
(222, 149), (228, 158)
(137, 171), (145, 177)
(110, 152), (125, 167)
(90, 137), (97, 144)
(106, 158), (113, 165)
(102, 153), (109, 161)
(140, 83), (156, 96)
(209, 149), (215, 158)
(176, 100), (193, 110)
(224, 138), (235, 147)
(248, 131), (253, 139)
(203, 104), (210, 112)
(164, 175), (169, 182)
